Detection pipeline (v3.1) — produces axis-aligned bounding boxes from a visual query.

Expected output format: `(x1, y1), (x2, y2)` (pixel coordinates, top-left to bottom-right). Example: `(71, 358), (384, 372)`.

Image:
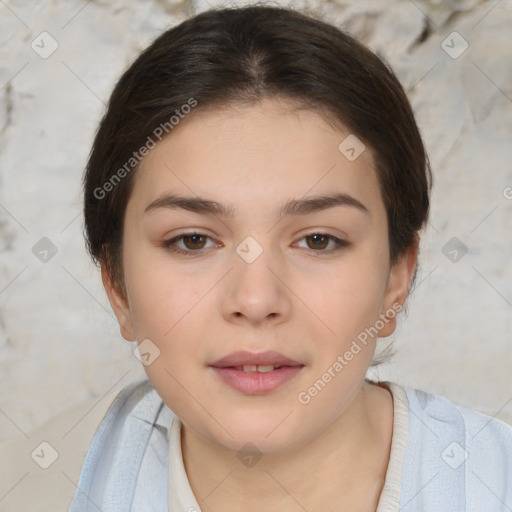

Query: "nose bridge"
(224, 234), (289, 323)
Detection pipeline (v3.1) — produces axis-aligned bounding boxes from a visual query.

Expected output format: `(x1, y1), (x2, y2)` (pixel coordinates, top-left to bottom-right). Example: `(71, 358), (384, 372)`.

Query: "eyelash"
(161, 231), (349, 256)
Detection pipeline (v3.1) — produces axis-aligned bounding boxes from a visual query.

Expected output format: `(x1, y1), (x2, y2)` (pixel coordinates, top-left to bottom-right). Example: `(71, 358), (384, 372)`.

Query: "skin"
(102, 96), (418, 511)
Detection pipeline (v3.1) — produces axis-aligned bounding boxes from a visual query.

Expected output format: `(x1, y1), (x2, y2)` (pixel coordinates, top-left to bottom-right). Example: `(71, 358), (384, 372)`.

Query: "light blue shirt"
(67, 377), (512, 511)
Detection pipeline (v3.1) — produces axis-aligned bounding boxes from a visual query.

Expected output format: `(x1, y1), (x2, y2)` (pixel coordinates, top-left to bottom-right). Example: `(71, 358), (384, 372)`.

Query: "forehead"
(130, 97), (383, 217)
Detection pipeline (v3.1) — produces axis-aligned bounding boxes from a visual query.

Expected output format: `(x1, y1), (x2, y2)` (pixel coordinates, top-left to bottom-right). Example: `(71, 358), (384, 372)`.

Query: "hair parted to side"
(83, 3), (431, 366)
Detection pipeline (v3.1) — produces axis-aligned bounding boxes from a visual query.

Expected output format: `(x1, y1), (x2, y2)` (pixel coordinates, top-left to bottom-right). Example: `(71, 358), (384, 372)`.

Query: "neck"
(180, 380), (394, 512)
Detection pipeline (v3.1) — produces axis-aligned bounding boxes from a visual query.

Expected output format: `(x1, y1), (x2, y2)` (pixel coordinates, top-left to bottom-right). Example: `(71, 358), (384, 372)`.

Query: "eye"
(161, 231), (348, 257)
(161, 232), (219, 256)
(295, 232), (348, 252)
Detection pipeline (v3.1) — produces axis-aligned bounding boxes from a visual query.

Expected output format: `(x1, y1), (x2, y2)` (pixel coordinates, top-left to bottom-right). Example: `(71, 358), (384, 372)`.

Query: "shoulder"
(404, 383), (512, 446)
(395, 382), (512, 510)
(0, 378), (150, 512)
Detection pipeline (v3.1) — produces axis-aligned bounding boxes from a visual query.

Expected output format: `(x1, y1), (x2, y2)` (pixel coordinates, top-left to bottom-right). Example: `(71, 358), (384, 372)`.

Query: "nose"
(221, 241), (292, 327)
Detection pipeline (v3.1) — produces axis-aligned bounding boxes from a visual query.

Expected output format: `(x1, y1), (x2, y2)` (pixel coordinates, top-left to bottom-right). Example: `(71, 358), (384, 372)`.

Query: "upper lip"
(209, 350), (304, 368)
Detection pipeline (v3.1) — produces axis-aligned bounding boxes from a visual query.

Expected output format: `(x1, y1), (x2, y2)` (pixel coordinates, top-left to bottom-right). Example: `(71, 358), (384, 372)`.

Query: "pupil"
(309, 234), (327, 249)
(186, 235), (204, 249)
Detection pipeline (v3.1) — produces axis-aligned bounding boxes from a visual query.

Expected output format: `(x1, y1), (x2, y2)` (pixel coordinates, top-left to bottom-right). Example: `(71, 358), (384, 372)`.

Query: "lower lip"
(210, 366), (304, 395)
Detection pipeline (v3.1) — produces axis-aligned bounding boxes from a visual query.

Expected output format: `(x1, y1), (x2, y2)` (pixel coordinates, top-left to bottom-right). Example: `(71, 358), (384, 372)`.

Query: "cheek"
(122, 243), (214, 364)
(123, 251), (210, 399)
(125, 260), (202, 338)
(302, 251), (389, 343)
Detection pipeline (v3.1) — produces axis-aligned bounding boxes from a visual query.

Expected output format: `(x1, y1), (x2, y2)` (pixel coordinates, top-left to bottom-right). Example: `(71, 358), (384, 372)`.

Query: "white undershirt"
(167, 381), (410, 512)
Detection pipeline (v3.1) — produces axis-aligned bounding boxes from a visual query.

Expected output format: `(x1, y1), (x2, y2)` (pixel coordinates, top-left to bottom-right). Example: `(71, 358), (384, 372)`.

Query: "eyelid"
(293, 231), (348, 252)
(299, 228), (348, 241)
(161, 231), (220, 256)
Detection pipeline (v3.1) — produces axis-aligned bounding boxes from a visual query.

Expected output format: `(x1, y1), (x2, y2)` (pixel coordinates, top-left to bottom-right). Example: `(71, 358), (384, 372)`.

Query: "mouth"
(209, 365), (305, 395)
(209, 349), (304, 369)
(208, 351), (305, 394)
(229, 364), (293, 372)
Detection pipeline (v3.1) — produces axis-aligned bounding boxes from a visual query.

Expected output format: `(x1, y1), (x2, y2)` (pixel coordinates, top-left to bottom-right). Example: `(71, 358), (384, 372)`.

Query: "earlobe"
(100, 263), (136, 341)
(378, 237), (419, 338)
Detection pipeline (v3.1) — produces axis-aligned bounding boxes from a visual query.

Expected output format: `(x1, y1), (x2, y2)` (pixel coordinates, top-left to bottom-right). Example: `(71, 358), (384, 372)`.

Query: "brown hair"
(83, 4), (431, 358)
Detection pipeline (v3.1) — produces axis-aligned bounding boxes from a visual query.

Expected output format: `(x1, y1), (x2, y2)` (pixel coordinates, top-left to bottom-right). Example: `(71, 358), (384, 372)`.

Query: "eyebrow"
(144, 192), (369, 218)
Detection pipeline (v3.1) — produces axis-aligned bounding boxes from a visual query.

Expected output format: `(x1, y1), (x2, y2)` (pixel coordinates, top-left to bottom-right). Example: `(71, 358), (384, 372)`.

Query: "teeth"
(253, 365), (275, 373)
(235, 365), (279, 372)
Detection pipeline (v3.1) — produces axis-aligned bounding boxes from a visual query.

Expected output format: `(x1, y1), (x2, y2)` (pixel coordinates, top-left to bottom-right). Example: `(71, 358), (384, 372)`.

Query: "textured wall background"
(0, 0), (511, 442)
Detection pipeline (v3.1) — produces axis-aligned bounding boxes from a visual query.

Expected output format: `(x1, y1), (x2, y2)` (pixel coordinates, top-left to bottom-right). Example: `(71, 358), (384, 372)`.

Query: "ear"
(101, 262), (136, 341)
(378, 236), (419, 338)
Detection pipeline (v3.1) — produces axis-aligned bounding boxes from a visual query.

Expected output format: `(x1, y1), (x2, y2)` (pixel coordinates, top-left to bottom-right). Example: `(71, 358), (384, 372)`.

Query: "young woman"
(1, 4), (511, 511)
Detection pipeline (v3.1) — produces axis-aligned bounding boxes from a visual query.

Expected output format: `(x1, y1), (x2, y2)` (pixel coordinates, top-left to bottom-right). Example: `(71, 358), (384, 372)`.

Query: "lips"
(209, 350), (304, 369)
(211, 366), (304, 394)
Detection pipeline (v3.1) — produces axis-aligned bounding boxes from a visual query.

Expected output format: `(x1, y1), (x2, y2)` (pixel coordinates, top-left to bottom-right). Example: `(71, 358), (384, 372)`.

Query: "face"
(102, 97), (416, 455)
